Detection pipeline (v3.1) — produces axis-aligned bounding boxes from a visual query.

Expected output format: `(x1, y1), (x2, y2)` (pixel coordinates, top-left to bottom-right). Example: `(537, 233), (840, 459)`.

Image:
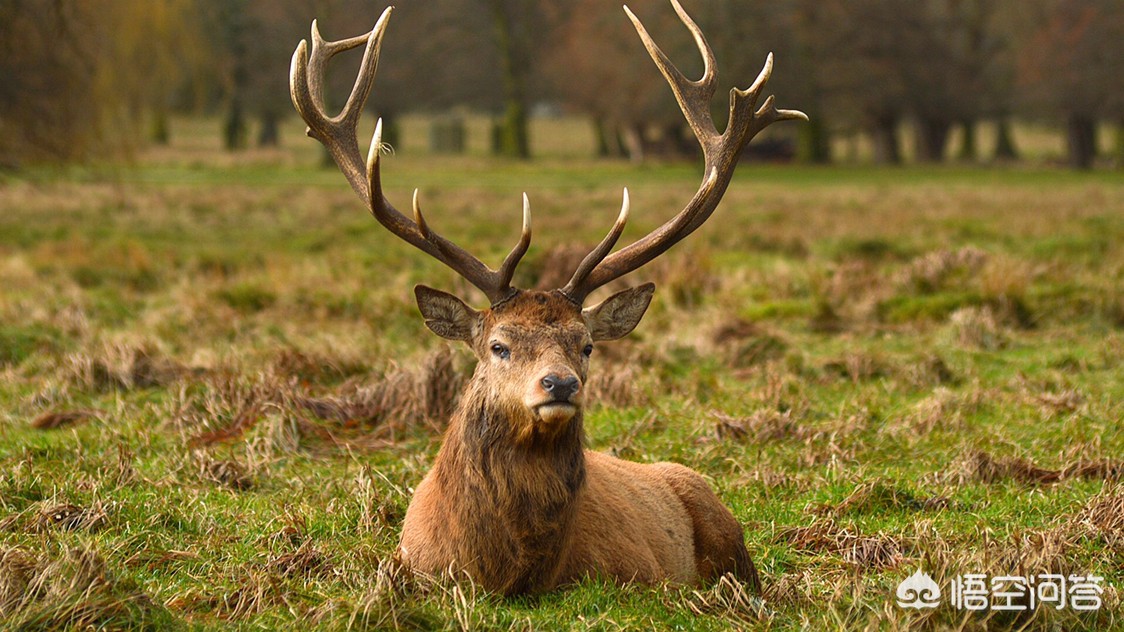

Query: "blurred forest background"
(1, 0), (1122, 170)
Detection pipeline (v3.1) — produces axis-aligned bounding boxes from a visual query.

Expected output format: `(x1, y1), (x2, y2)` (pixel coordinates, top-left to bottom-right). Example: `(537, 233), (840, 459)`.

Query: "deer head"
(289, 1), (805, 437)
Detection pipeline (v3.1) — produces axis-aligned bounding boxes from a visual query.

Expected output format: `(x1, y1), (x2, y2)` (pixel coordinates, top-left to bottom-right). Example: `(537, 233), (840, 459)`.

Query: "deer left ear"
(414, 285), (481, 342)
(582, 283), (655, 341)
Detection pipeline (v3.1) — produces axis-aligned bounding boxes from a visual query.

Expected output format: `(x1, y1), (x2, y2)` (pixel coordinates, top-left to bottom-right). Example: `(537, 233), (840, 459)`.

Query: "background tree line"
(1, 0), (1121, 169)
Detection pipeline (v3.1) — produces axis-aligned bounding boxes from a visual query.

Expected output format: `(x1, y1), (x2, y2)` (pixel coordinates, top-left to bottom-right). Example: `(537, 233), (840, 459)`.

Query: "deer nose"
(541, 374), (580, 401)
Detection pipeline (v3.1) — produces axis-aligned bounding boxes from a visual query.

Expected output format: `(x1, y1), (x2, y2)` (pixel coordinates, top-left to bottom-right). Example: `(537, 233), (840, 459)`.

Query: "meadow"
(1, 118), (1122, 630)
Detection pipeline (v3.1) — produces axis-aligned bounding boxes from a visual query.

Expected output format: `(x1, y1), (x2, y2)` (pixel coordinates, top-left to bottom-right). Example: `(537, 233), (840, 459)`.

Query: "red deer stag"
(290, 1), (805, 596)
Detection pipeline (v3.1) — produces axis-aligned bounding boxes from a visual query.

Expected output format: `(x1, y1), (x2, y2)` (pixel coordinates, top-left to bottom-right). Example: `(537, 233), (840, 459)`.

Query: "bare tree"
(1015, 0), (1124, 168)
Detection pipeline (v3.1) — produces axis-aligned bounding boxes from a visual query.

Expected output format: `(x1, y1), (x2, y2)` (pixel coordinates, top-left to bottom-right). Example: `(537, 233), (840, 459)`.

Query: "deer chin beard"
(533, 402), (579, 426)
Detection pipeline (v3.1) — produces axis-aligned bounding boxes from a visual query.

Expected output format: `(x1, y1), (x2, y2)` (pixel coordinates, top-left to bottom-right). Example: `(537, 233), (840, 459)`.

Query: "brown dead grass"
(64, 343), (192, 393)
(1073, 484), (1124, 551)
(679, 573), (768, 626)
(896, 246), (988, 293)
(196, 454), (254, 491)
(180, 347), (468, 452)
(776, 519), (905, 570)
(948, 305), (1008, 350)
(30, 408), (100, 430)
(36, 502), (109, 532)
(941, 450), (1124, 486)
(713, 410), (814, 443)
(808, 481), (954, 517)
(266, 544), (332, 580)
(0, 546), (164, 627)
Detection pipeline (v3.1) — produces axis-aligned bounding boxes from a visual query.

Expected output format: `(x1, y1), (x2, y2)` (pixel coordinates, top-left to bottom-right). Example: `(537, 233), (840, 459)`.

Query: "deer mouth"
(533, 402), (579, 425)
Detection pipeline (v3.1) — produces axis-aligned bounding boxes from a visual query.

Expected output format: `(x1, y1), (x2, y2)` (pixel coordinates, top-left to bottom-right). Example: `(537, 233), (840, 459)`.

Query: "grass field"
(1, 119), (1123, 630)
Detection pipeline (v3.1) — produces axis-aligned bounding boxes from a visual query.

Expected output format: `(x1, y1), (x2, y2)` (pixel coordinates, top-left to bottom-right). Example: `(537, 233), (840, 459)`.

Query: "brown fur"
(399, 290), (758, 595)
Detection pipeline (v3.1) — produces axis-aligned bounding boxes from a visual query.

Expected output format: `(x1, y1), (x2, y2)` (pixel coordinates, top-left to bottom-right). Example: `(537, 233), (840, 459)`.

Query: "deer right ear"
(414, 285), (481, 342)
(583, 282), (655, 341)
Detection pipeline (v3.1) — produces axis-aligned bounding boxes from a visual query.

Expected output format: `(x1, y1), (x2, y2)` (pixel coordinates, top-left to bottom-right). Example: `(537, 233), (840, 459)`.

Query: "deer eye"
(490, 342), (510, 360)
(582, 344), (594, 358)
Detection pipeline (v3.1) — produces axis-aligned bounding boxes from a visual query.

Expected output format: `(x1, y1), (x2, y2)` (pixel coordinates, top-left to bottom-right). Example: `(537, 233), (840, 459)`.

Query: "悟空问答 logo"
(897, 569), (941, 609)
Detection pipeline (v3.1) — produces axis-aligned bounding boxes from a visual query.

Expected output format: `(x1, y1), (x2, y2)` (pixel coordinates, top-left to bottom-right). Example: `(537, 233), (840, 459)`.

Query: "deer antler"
(560, 0), (807, 304)
(289, 7), (531, 305)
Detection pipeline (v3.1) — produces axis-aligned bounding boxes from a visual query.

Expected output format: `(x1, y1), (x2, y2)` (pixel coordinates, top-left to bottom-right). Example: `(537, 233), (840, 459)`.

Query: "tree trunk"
(380, 112), (401, 152)
(621, 124), (645, 164)
(489, 0), (529, 159)
(915, 117), (951, 163)
(797, 113), (831, 164)
(592, 117), (624, 158)
(993, 116), (1018, 161)
(870, 114), (901, 164)
(1066, 114), (1097, 170)
(593, 118), (610, 157)
(257, 110), (279, 147)
(957, 119), (977, 162)
(223, 99), (246, 151)
(1115, 118), (1124, 168)
(663, 122), (697, 159)
(150, 108), (170, 146)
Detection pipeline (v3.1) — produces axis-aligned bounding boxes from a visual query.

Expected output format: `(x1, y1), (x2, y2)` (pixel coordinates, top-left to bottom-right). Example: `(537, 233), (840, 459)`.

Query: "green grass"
(1, 124), (1123, 630)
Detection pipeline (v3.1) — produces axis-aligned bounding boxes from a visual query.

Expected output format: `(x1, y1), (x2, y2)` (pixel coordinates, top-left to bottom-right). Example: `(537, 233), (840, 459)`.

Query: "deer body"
(290, 0), (803, 597)
(397, 291), (754, 594)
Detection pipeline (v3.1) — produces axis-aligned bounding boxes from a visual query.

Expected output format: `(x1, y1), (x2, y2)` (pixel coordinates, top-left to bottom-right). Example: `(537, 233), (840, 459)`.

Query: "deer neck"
(430, 379), (586, 594)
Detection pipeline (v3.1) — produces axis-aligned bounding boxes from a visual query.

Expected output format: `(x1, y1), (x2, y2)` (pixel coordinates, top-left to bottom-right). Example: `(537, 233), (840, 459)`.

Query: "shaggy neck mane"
(430, 377), (586, 595)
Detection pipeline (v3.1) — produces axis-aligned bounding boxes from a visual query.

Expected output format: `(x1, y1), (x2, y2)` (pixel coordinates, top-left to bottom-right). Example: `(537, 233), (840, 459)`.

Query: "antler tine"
(560, 0), (806, 303)
(560, 189), (630, 301)
(497, 194), (532, 292)
(291, 8), (529, 305)
(290, 10), (391, 200)
(623, 1), (718, 150)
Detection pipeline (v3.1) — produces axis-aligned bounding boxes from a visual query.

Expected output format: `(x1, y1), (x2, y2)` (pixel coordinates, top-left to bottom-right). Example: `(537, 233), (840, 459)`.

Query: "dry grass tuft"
(680, 573), (768, 626)
(646, 248), (720, 308)
(197, 454), (254, 491)
(896, 246), (988, 293)
(1073, 484), (1124, 548)
(1033, 389), (1085, 417)
(0, 546), (165, 627)
(585, 364), (650, 408)
(808, 481), (953, 517)
(946, 450), (1062, 485)
(417, 346), (466, 424)
(311, 556), (434, 629)
(821, 350), (892, 384)
(30, 408), (100, 430)
(298, 347), (469, 441)
(948, 306), (1007, 349)
(355, 464), (403, 535)
(814, 259), (888, 325)
(713, 410), (812, 443)
(64, 343), (190, 392)
(269, 347), (368, 384)
(1063, 459), (1124, 482)
(942, 450), (1124, 487)
(36, 502), (108, 532)
(527, 243), (593, 291)
(213, 567), (286, 620)
(266, 543), (331, 579)
(0, 547), (38, 616)
(903, 353), (957, 388)
(890, 387), (978, 435)
(776, 520), (905, 570)
(711, 317), (789, 368)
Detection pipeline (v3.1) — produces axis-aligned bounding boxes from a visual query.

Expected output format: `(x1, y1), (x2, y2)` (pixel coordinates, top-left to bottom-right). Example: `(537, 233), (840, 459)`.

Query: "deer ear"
(414, 285), (481, 342)
(582, 283), (655, 341)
